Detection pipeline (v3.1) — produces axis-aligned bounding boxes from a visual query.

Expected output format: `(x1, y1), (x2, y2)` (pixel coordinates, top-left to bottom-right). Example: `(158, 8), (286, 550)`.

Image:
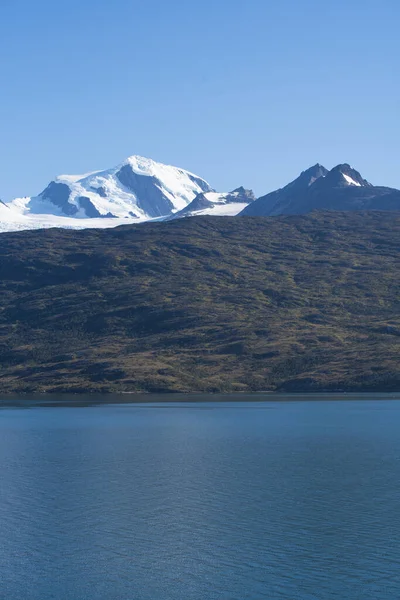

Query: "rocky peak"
(229, 187), (256, 202)
(326, 164), (372, 188)
(297, 164), (329, 187)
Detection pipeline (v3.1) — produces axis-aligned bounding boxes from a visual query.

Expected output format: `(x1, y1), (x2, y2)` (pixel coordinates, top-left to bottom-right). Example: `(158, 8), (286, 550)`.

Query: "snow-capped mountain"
(170, 187), (255, 219)
(241, 164), (400, 216)
(9, 155), (213, 220)
(3, 158), (400, 234)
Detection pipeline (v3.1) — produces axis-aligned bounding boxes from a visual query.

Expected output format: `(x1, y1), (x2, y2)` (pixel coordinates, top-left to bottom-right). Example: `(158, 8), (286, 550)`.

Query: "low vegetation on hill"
(1, 212), (400, 393)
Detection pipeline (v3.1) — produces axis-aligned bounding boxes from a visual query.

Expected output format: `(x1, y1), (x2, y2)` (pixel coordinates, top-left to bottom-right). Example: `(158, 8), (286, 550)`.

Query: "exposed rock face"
(77, 196), (103, 218)
(91, 186), (107, 198)
(40, 181), (78, 216)
(116, 165), (175, 218)
(180, 193), (212, 213)
(228, 187), (256, 202)
(77, 197), (116, 218)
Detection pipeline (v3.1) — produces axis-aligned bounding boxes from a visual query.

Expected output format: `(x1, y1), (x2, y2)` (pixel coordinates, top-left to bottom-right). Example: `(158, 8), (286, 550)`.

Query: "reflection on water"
(1, 397), (400, 599)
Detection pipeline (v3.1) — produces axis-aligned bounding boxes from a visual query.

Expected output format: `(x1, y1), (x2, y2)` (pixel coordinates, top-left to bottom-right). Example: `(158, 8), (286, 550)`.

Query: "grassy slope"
(0, 212), (400, 393)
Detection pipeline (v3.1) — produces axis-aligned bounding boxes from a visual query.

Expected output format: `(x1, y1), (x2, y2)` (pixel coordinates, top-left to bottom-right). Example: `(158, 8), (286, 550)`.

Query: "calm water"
(1, 395), (400, 599)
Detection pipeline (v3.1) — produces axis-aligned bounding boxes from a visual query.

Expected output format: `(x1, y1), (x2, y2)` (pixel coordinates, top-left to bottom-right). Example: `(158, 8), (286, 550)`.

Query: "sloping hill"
(1, 212), (400, 393)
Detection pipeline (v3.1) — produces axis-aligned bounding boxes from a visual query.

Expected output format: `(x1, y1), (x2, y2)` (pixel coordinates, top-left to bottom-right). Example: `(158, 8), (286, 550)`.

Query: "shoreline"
(2, 391), (400, 408)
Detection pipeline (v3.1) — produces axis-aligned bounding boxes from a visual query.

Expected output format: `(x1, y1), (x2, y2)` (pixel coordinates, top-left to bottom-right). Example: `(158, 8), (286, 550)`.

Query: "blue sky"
(1, 0), (398, 200)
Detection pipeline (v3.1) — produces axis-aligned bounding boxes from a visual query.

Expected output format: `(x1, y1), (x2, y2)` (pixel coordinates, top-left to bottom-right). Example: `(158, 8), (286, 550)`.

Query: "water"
(1, 395), (400, 599)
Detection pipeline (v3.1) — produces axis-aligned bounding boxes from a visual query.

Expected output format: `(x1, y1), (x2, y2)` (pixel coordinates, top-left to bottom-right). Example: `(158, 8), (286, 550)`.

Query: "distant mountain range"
(2, 156), (400, 233)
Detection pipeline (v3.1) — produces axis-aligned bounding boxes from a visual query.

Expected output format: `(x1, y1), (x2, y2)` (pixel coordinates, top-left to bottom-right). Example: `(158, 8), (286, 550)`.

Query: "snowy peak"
(9, 156), (213, 220)
(171, 187), (255, 219)
(114, 156), (211, 217)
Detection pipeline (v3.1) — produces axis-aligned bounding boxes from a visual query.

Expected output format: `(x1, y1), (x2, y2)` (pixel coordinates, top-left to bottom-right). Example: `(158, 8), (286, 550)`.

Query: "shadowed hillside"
(1, 212), (400, 393)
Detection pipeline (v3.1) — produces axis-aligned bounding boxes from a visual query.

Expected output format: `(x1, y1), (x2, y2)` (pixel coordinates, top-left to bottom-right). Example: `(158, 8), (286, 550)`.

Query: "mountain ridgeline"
(241, 163), (400, 216)
(1, 212), (400, 394)
(2, 157), (400, 234)
(10, 156), (214, 220)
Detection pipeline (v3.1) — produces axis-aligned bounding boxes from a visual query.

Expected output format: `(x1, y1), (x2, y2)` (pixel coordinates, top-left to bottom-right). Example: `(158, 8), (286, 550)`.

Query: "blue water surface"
(1, 395), (400, 599)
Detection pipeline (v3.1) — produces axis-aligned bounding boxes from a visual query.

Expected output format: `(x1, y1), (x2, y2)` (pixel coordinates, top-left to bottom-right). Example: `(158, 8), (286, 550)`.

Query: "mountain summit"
(241, 163), (400, 216)
(240, 164), (328, 216)
(296, 164), (329, 187)
(9, 156), (212, 220)
(324, 164), (372, 188)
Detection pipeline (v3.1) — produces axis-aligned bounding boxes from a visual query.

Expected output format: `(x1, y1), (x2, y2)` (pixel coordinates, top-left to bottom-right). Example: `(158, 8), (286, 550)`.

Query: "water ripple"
(0, 399), (400, 599)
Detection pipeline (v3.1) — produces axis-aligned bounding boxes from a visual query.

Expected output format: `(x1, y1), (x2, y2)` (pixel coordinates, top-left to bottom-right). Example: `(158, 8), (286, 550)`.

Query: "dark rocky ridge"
(39, 181), (78, 216)
(241, 164), (400, 216)
(1, 212), (400, 394)
(116, 165), (175, 218)
(229, 187), (256, 202)
(77, 197), (116, 219)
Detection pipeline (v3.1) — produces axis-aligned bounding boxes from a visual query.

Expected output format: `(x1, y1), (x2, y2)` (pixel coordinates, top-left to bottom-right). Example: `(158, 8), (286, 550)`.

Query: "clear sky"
(1, 0), (399, 201)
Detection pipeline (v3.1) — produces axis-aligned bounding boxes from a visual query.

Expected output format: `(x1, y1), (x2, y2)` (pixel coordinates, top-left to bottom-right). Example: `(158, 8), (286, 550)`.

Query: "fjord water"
(1, 397), (400, 599)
